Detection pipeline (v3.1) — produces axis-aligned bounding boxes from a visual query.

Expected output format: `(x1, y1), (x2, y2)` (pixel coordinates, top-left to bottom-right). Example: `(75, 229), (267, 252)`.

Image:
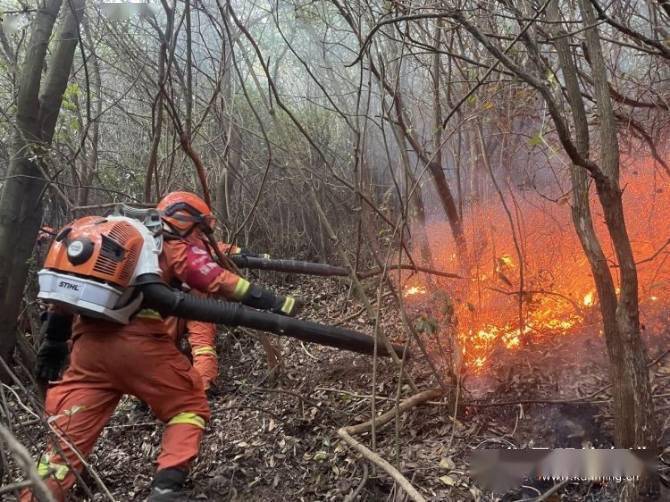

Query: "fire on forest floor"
(402, 167), (670, 375)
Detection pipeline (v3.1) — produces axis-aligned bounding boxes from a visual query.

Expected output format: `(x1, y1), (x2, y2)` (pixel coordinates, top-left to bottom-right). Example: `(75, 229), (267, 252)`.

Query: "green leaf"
(546, 70), (557, 88)
(528, 131), (544, 147)
(65, 82), (80, 98)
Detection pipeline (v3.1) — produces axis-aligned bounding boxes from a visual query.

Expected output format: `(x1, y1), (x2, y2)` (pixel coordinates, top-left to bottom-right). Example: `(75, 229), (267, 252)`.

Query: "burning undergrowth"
(402, 164), (670, 375)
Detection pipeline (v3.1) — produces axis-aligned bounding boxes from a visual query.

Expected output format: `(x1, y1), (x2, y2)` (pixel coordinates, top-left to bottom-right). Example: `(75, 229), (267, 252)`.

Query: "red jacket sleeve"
(163, 240), (250, 300)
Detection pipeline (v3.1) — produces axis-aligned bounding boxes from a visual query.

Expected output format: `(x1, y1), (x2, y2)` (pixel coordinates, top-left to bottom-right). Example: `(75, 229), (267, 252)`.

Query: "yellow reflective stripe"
(38, 454), (70, 481)
(193, 346), (217, 357)
(280, 296), (295, 315)
(167, 411), (206, 429)
(136, 308), (163, 321)
(232, 278), (250, 300)
(37, 457), (49, 477)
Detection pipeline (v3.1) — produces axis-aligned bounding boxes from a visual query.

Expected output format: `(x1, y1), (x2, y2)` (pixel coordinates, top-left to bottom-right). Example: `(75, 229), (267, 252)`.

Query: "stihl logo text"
(58, 281), (80, 291)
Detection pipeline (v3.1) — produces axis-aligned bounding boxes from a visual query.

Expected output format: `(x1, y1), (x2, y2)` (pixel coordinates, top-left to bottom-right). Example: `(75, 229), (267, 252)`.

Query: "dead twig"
(316, 387), (448, 406)
(333, 305), (367, 326)
(357, 264), (461, 280)
(345, 462), (369, 502)
(46, 421), (115, 501)
(0, 479), (34, 495)
(517, 480), (568, 501)
(69, 202), (156, 214)
(337, 389), (443, 502)
(338, 428), (425, 501)
(0, 424), (55, 502)
(299, 341), (319, 361)
(487, 287), (581, 312)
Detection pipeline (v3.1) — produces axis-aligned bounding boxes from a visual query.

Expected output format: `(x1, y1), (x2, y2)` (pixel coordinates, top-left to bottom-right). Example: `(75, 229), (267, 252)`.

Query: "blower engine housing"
(38, 215), (162, 323)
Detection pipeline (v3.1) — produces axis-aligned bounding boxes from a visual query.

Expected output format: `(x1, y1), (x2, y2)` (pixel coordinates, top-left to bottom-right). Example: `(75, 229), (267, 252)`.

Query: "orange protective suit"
(186, 320), (218, 390)
(180, 242), (242, 391)
(21, 237), (249, 502)
(162, 317), (217, 390)
(184, 242), (255, 390)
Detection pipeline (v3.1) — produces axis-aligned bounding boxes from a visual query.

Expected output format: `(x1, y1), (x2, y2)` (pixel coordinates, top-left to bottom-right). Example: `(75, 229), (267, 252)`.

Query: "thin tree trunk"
(0, 0), (84, 377)
(78, 13), (102, 206)
(578, 0), (656, 452)
(145, 1), (174, 202)
(550, 0), (657, 461)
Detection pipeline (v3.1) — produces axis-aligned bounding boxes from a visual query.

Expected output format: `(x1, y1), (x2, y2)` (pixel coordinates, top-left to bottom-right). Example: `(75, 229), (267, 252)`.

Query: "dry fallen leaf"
(439, 474), (456, 486)
(439, 457), (455, 470)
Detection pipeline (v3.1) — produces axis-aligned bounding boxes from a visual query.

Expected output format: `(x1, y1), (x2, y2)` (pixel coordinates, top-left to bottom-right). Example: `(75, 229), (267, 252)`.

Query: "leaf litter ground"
(5, 276), (670, 501)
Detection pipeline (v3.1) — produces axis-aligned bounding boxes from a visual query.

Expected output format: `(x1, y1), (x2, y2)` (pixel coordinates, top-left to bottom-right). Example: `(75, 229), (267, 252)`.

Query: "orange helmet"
(157, 191), (216, 236)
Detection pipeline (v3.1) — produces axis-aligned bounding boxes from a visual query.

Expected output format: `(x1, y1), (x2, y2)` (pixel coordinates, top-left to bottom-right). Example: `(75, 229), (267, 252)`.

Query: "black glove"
(35, 312), (72, 382)
(242, 284), (300, 316)
(35, 340), (70, 381)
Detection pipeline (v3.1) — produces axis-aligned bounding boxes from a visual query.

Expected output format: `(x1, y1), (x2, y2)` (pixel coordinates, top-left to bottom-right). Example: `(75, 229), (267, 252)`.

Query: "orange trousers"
(21, 331), (210, 502)
(187, 321), (218, 390)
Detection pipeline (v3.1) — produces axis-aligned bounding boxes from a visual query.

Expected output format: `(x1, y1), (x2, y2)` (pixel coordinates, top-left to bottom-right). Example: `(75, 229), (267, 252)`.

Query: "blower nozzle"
(137, 275), (405, 358)
(230, 255), (349, 277)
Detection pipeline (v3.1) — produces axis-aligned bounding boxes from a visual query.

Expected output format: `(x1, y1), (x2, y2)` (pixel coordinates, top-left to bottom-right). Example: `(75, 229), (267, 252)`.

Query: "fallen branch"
(0, 424), (55, 502)
(487, 287), (581, 312)
(517, 480), (568, 502)
(337, 388), (443, 502)
(317, 387), (448, 407)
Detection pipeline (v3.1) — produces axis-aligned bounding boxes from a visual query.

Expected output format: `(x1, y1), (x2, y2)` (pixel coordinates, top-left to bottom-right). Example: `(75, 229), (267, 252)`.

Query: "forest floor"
(5, 276), (670, 501)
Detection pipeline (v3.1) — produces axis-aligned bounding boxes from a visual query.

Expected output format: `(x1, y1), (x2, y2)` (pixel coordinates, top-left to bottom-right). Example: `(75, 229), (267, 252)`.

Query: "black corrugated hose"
(137, 274), (404, 358)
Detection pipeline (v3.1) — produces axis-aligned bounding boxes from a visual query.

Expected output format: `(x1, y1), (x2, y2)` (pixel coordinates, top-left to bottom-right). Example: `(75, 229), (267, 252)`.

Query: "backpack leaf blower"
(37, 214), (404, 358)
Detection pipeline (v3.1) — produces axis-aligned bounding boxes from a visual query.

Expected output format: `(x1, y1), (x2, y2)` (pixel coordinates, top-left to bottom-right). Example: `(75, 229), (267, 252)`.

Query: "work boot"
(148, 467), (187, 502)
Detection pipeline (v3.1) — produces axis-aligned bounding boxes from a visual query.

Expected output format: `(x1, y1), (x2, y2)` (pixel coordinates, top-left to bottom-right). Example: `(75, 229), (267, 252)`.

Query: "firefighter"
(182, 245), (272, 391)
(23, 192), (298, 502)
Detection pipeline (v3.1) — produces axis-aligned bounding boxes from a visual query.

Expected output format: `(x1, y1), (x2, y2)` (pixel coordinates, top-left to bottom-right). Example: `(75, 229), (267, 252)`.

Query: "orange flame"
(404, 163), (670, 372)
(583, 291), (595, 307)
(403, 286), (427, 298)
